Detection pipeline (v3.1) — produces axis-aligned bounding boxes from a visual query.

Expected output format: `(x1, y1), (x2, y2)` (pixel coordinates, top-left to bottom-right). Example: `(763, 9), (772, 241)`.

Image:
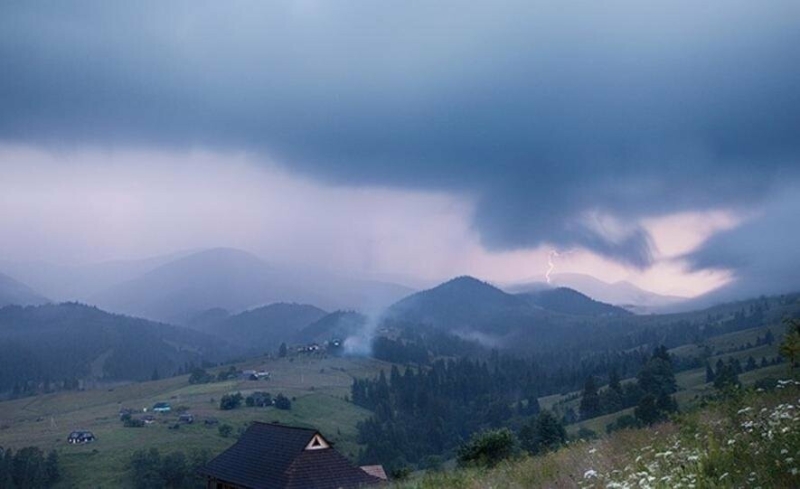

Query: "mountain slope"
(518, 287), (631, 317)
(204, 303), (328, 351)
(88, 248), (414, 324)
(385, 276), (538, 336)
(296, 310), (368, 344)
(0, 303), (239, 391)
(0, 272), (49, 307)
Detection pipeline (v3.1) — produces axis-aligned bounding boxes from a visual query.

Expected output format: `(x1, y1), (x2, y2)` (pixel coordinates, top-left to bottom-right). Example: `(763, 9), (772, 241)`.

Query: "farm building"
(199, 423), (385, 489)
(67, 430), (96, 444)
(152, 401), (171, 413)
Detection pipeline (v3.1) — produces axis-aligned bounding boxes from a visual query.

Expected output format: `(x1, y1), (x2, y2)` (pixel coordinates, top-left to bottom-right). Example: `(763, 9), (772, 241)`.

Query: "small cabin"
(153, 402), (172, 413)
(179, 413), (195, 424)
(199, 423), (384, 488)
(67, 430), (96, 444)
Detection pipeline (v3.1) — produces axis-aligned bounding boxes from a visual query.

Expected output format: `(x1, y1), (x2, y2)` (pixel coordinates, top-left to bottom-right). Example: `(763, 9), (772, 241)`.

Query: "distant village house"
(67, 430), (95, 444)
(152, 401), (172, 413)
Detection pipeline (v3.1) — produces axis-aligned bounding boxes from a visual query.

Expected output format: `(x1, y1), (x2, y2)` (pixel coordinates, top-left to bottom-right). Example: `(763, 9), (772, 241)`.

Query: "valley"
(0, 355), (390, 487)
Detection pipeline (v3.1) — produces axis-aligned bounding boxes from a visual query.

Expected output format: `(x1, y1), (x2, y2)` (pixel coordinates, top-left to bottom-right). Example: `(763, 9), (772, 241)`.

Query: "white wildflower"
(584, 469), (598, 479)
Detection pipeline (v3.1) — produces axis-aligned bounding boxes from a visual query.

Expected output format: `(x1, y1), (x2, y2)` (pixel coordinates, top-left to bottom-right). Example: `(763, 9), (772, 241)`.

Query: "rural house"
(153, 401), (172, 413)
(199, 423), (385, 489)
(67, 430), (96, 444)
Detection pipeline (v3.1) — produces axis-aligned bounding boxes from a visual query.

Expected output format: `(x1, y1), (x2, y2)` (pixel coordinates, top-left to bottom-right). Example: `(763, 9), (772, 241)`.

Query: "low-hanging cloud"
(1, 1), (799, 270)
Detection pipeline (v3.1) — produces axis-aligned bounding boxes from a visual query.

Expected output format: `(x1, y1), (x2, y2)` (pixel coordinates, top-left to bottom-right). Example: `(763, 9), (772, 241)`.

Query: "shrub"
(124, 418), (146, 428)
(274, 393), (291, 410)
(457, 428), (518, 468)
(129, 447), (208, 489)
(219, 393), (243, 410)
(188, 368), (213, 384)
(218, 424), (233, 438)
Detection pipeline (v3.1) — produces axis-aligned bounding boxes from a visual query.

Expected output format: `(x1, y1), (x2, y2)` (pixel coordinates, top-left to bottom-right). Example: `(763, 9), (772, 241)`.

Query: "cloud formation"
(685, 186), (800, 299)
(1, 1), (799, 272)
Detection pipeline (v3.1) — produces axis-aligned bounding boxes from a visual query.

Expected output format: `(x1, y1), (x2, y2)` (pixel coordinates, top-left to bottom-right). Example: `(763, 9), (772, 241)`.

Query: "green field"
(551, 322), (790, 436)
(0, 354), (393, 488)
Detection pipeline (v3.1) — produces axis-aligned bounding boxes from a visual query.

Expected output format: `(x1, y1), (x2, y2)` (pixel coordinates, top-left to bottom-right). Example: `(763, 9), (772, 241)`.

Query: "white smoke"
(342, 312), (381, 357)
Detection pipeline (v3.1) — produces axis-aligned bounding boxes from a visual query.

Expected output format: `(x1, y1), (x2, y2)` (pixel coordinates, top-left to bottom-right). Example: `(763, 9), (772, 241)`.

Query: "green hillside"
(0, 355), (393, 488)
(394, 381), (800, 488)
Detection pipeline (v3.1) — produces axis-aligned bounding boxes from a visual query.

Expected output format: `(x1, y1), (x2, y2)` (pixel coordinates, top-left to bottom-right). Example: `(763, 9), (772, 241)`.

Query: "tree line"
(0, 446), (60, 489)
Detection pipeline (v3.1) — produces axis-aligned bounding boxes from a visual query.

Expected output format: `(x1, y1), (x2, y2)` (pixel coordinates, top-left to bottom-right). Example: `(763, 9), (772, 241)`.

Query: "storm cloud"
(1, 1), (799, 270)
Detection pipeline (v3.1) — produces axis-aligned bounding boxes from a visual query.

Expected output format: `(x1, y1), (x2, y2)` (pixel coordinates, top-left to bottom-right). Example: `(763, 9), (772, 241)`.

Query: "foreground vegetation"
(396, 380), (800, 488)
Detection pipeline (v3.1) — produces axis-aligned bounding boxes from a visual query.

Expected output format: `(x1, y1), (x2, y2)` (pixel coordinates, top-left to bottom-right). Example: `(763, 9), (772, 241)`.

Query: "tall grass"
(396, 381), (800, 488)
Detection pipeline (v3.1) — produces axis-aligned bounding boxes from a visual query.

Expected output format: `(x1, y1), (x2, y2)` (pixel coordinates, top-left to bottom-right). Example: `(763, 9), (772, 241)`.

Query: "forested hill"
(385, 276), (538, 335)
(517, 287), (631, 317)
(381, 276), (800, 357)
(0, 303), (240, 394)
(199, 302), (328, 351)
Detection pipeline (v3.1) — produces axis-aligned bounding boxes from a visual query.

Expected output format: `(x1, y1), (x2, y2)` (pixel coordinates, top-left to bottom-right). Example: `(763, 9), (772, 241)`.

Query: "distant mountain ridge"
(0, 250), (195, 301)
(87, 248), (414, 324)
(0, 272), (49, 307)
(506, 273), (687, 313)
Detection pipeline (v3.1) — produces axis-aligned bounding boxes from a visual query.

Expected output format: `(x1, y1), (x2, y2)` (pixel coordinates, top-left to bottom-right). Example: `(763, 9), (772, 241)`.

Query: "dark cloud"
(1, 1), (799, 268)
(684, 187), (800, 300)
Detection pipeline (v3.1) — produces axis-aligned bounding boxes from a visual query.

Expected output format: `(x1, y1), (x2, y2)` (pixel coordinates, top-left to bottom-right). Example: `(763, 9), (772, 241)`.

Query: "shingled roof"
(199, 422), (383, 489)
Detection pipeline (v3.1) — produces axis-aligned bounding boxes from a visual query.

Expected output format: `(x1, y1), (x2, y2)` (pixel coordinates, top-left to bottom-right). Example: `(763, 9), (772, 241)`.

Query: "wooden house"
(199, 423), (384, 489)
(67, 430), (96, 444)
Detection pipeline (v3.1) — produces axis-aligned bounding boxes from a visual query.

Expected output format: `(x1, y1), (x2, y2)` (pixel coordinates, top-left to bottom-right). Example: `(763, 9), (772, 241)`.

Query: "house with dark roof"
(67, 430), (96, 444)
(199, 423), (384, 489)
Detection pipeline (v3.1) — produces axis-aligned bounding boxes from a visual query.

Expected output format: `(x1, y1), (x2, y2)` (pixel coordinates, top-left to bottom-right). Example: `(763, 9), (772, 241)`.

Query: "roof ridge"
(251, 421), (318, 432)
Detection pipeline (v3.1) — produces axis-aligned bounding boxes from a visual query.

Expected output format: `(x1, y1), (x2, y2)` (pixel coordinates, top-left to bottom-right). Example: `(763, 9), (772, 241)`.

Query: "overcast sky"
(1, 1), (799, 298)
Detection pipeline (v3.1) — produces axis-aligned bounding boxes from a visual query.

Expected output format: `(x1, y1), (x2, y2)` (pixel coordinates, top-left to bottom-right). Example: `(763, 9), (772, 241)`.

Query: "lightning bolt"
(545, 249), (574, 284)
(546, 250), (559, 284)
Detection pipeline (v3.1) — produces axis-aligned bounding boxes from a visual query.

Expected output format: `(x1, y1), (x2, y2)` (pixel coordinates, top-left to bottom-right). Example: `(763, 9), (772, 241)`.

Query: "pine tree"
(579, 376), (601, 420)
(45, 450), (60, 485)
(520, 410), (567, 455)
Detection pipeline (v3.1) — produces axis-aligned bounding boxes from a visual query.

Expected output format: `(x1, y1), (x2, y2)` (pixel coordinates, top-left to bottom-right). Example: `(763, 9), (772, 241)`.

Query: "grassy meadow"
(0, 354), (393, 487)
(396, 380), (800, 488)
